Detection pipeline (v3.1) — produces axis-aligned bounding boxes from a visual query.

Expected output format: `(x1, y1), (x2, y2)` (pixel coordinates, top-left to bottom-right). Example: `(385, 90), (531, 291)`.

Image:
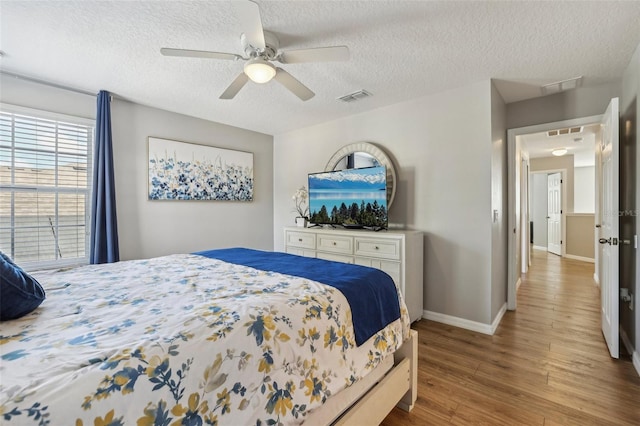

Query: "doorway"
(529, 170), (568, 257)
(507, 114), (602, 310)
(547, 172), (563, 255)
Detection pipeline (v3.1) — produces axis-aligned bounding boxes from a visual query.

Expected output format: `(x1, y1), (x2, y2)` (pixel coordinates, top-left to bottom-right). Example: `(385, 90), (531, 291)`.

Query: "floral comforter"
(0, 254), (409, 425)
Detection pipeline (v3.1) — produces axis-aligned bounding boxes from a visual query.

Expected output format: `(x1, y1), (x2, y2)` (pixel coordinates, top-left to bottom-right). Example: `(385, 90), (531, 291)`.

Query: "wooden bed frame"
(306, 329), (417, 425)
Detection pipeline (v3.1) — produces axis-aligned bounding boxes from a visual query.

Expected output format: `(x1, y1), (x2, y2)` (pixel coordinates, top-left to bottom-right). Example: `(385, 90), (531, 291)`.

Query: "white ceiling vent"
(547, 126), (583, 137)
(541, 76), (583, 96)
(337, 89), (372, 103)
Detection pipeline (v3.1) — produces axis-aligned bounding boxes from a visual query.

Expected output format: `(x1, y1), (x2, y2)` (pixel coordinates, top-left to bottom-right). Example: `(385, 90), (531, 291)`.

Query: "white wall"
(531, 173), (548, 248)
(274, 80), (498, 325)
(0, 76), (274, 261)
(574, 166), (595, 213)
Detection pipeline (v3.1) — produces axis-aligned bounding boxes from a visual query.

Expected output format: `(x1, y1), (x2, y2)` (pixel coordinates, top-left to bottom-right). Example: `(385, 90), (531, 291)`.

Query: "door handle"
(599, 238), (611, 245)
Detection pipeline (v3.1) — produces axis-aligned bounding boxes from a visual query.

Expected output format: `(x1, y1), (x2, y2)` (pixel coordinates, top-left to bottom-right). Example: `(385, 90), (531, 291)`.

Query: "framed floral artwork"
(148, 137), (253, 201)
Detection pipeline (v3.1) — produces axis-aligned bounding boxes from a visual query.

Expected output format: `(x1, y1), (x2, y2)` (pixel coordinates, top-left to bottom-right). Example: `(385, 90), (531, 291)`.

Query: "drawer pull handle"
(375, 246), (379, 250)
(298, 238), (303, 242)
(333, 242), (337, 246)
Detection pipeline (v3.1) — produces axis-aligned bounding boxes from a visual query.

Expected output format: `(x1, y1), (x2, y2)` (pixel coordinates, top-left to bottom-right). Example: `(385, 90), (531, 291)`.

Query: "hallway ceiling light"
(552, 148), (568, 156)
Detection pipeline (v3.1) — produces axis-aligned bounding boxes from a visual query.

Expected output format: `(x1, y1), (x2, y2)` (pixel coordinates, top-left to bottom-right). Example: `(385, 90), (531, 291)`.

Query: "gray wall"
(0, 74), (95, 119)
(507, 81), (621, 129)
(111, 100), (273, 260)
(491, 82), (508, 321)
(621, 41), (639, 356)
(274, 80), (501, 326)
(0, 75), (274, 261)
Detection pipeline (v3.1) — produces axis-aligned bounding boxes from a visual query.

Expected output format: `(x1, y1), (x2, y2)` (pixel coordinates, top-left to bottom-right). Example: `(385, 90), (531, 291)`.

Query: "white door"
(547, 172), (562, 256)
(598, 97), (619, 359)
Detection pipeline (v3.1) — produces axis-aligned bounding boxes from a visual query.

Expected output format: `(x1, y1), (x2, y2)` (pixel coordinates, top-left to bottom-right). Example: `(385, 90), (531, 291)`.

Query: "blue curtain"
(90, 90), (119, 264)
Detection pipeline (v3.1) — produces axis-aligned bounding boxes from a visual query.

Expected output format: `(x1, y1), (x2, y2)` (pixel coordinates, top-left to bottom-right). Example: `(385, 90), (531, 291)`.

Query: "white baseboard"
(621, 327), (634, 355)
(516, 277), (522, 292)
(423, 304), (506, 336)
(491, 303), (507, 334)
(532, 245), (547, 251)
(620, 328), (640, 377)
(565, 254), (595, 263)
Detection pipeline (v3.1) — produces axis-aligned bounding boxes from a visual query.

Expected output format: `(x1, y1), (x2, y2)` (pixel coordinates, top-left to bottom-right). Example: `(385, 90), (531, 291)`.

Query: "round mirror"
(325, 142), (397, 208)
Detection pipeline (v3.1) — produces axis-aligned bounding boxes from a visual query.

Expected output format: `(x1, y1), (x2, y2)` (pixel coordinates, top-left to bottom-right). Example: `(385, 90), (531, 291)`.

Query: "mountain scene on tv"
(308, 166), (388, 228)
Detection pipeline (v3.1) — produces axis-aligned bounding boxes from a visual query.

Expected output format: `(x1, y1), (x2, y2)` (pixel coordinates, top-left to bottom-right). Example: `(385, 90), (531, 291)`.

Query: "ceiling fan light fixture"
(552, 148), (568, 157)
(244, 58), (276, 83)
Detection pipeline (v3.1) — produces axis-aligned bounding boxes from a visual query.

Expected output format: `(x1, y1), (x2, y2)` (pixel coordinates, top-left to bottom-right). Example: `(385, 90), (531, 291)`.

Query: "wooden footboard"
(394, 328), (418, 412)
(334, 329), (418, 424)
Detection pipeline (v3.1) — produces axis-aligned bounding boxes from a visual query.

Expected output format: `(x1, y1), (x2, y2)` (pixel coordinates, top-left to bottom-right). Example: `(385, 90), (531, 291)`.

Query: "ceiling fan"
(160, 0), (350, 101)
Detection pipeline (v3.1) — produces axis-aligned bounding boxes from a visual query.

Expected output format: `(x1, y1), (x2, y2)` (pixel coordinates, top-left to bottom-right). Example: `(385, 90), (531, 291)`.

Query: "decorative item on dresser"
(284, 226), (423, 323)
(291, 186), (309, 227)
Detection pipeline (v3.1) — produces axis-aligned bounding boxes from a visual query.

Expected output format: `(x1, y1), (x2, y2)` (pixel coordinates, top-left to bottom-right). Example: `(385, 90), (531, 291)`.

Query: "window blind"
(0, 105), (94, 269)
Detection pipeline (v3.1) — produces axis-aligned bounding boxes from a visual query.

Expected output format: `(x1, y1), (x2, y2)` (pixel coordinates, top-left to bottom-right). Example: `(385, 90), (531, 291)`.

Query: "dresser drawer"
(286, 247), (316, 258)
(286, 230), (316, 249)
(355, 257), (401, 287)
(317, 252), (354, 264)
(317, 234), (353, 254)
(354, 237), (400, 260)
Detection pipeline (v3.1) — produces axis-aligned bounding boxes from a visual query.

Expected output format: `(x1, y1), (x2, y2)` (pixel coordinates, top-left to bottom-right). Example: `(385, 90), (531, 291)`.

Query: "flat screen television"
(308, 166), (388, 229)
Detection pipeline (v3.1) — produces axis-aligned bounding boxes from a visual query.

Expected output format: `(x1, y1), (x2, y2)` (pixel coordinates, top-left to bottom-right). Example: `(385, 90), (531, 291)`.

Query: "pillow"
(1, 251), (46, 320)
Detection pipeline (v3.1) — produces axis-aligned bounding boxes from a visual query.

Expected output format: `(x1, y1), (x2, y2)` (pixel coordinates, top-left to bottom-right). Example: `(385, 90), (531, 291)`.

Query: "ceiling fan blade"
(161, 48), (242, 61)
(277, 46), (350, 64)
(219, 73), (249, 99)
(237, 0), (266, 51)
(274, 68), (314, 101)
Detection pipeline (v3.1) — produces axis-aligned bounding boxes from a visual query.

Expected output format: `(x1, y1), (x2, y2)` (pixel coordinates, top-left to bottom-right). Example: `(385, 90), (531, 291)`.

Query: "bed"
(0, 248), (417, 425)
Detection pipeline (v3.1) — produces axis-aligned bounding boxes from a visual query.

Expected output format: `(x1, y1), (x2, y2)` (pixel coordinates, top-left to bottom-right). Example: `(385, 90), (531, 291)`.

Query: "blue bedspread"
(195, 248), (401, 346)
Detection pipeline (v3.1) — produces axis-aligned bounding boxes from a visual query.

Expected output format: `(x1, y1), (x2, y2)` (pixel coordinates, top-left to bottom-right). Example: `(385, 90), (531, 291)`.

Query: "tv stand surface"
(283, 226), (423, 323)
(342, 223), (364, 229)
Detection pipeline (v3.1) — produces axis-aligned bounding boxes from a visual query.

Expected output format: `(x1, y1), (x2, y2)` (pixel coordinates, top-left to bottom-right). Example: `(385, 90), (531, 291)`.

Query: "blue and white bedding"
(196, 248), (402, 346)
(0, 250), (410, 425)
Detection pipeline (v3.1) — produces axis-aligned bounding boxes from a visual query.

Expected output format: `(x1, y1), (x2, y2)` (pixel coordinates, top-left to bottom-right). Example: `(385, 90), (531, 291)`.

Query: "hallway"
(382, 250), (640, 425)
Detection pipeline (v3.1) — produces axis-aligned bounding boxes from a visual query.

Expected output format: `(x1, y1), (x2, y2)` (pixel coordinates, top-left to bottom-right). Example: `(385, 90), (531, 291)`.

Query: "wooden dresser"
(284, 227), (423, 323)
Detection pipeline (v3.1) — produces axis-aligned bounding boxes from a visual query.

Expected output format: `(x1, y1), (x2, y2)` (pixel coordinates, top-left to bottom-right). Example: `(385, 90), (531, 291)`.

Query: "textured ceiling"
(1, 1), (640, 135)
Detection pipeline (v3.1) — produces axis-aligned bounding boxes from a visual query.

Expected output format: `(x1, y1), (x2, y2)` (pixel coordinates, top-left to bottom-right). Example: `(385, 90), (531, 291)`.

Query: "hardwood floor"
(382, 250), (640, 425)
